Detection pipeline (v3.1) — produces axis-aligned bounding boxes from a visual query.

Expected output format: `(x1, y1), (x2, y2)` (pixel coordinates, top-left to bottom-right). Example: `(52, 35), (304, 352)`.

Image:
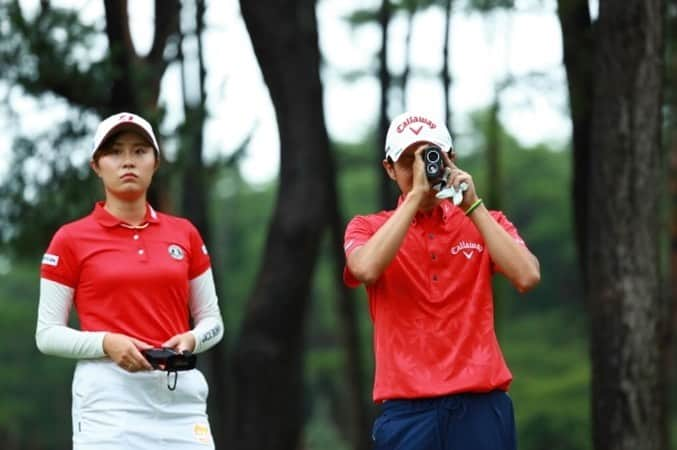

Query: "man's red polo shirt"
(41, 202), (211, 347)
(343, 199), (527, 402)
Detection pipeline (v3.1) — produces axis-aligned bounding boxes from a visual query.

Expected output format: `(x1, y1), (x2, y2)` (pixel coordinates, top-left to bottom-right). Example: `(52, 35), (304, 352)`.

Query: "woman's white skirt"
(72, 359), (214, 449)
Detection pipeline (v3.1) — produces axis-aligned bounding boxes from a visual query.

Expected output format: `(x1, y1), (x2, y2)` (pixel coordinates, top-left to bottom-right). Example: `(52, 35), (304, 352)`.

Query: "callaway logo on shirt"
(451, 241), (483, 260)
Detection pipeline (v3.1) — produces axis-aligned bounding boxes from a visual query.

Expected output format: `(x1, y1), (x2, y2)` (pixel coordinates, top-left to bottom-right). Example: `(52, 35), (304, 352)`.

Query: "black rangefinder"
(142, 348), (197, 371)
(423, 146), (444, 181)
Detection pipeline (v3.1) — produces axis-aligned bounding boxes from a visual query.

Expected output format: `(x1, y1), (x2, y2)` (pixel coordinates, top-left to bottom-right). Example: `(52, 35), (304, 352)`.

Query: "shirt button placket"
(133, 232), (148, 261)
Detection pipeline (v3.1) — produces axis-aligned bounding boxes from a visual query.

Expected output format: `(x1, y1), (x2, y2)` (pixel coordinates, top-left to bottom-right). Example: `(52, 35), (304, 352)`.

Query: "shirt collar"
(92, 201), (160, 228)
(397, 194), (454, 224)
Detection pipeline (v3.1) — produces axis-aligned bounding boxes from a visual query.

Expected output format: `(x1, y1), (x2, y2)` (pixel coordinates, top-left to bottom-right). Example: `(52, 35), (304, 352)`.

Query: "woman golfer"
(36, 112), (224, 449)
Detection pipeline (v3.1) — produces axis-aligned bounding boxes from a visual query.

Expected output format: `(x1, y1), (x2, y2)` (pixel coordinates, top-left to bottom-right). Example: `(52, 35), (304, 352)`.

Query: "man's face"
(384, 142), (440, 195)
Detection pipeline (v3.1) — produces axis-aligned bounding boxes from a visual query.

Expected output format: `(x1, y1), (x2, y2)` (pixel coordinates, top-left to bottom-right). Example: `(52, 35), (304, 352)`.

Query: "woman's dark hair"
(92, 131), (157, 163)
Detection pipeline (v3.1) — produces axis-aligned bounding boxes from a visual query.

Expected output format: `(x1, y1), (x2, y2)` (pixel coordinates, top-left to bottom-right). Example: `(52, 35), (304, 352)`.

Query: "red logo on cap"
(396, 116), (437, 134)
(119, 114), (134, 122)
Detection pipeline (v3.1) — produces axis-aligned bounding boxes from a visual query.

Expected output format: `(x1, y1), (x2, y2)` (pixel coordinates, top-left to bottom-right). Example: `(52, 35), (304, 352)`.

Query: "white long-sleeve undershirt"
(35, 269), (224, 359)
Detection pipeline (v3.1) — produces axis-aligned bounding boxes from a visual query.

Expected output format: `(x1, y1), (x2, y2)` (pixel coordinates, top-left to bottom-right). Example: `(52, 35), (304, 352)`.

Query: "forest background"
(0, 1), (675, 450)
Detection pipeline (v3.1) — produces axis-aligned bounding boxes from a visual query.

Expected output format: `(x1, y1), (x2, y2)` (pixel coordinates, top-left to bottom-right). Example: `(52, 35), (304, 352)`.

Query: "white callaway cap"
(91, 112), (160, 157)
(385, 111), (453, 162)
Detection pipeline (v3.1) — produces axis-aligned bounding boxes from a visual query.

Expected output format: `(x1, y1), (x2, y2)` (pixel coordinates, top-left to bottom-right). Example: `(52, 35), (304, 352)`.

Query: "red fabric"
(343, 199), (527, 402)
(41, 202), (211, 347)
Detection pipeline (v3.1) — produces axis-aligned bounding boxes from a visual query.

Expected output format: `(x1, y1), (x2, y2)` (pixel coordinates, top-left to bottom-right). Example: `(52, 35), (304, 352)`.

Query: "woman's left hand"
(162, 332), (196, 353)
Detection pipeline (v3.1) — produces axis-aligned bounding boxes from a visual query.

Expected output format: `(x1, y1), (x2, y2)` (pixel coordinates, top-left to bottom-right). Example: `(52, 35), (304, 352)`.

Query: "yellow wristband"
(465, 198), (483, 216)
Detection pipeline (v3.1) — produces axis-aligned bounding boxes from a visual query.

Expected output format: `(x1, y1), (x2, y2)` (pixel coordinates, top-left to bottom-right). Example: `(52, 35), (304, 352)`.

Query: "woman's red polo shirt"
(41, 202), (211, 347)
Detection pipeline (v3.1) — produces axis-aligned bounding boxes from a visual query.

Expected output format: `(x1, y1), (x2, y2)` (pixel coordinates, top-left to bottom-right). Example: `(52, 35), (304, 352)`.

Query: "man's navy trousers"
(371, 390), (517, 450)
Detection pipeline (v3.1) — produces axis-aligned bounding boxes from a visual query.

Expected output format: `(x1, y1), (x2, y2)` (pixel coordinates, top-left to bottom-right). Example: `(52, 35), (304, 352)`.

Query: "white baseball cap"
(384, 111), (453, 162)
(91, 112), (160, 158)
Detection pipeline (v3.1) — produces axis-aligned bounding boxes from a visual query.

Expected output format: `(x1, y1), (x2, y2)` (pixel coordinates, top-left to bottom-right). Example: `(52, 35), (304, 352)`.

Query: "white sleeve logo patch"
(201, 245), (208, 255)
(42, 253), (59, 267)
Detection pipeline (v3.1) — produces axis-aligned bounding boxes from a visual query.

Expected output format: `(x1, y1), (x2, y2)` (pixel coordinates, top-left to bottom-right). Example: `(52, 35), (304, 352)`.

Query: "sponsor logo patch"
(451, 241), (483, 260)
(201, 244), (208, 255)
(42, 253), (59, 267)
(168, 244), (185, 260)
(193, 423), (211, 444)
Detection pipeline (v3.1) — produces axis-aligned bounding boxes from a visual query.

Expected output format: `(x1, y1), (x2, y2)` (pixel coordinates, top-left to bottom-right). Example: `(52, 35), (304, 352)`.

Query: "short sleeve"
(187, 221), (212, 280)
(491, 211), (526, 245)
(342, 216), (374, 288)
(40, 227), (79, 288)
(489, 211), (528, 273)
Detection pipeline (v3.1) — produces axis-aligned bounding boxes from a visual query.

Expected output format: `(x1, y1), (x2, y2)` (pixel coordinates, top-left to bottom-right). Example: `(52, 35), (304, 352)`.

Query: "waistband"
(380, 390), (508, 413)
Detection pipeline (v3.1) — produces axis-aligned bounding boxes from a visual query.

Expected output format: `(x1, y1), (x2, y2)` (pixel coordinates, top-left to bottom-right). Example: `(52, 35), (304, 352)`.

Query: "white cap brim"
(91, 112), (160, 158)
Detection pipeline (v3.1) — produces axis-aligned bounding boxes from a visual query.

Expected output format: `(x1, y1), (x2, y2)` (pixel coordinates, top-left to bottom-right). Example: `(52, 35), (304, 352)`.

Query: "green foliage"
(503, 309), (591, 450)
(0, 262), (73, 449)
(0, 117), (102, 259)
(465, 0), (515, 13)
(0, 1), (110, 105)
(207, 168), (277, 341)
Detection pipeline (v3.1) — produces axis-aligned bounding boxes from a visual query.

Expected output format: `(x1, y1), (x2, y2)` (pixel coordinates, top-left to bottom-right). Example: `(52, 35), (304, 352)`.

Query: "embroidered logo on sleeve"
(344, 240), (354, 251)
(201, 244), (208, 255)
(202, 324), (222, 344)
(42, 253), (59, 267)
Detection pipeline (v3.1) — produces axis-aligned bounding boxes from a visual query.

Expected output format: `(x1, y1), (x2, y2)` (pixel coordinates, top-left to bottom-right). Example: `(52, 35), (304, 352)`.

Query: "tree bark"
(401, 3), (416, 112)
(556, 0), (593, 289)
(329, 204), (371, 450)
(176, 1), (227, 447)
(378, 0), (398, 210)
(102, 0), (179, 209)
(442, 0), (453, 132)
(587, 2), (667, 449)
(103, 0), (179, 113)
(229, 1), (333, 449)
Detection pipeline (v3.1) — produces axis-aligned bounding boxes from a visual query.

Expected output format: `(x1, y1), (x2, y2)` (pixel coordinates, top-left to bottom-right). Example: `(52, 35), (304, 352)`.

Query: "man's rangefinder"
(142, 348), (197, 372)
(423, 146), (444, 181)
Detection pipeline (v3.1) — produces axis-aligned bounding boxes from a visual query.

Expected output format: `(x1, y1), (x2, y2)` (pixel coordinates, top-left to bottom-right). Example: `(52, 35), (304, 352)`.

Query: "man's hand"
(162, 332), (196, 353)
(409, 146), (433, 202)
(103, 333), (153, 372)
(441, 152), (479, 210)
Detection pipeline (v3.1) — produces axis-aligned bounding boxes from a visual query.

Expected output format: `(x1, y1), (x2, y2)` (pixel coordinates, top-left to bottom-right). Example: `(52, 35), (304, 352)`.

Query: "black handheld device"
(142, 348), (197, 372)
(423, 146), (444, 181)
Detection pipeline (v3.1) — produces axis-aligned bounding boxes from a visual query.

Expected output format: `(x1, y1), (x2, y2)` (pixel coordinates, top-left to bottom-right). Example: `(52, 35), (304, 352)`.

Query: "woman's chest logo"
(168, 244), (185, 260)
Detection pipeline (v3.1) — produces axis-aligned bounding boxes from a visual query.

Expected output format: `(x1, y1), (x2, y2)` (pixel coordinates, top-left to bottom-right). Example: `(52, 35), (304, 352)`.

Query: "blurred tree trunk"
(178, 0), (209, 237)
(378, 0), (398, 210)
(556, 0), (593, 287)
(666, 0), (677, 412)
(559, 1), (670, 449)
(670, 128), (677, 411)
(400, 1), (416, 111)
(442, 0), (453, 131)
(229, 1), (333, 449)
(102, 0), (180, 209)
(176, 1), (227, 447)
(329, 207), (371, 450)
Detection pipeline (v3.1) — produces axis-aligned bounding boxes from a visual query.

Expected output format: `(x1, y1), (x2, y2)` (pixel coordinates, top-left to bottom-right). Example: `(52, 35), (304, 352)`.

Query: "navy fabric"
(371, 390), (516, 450)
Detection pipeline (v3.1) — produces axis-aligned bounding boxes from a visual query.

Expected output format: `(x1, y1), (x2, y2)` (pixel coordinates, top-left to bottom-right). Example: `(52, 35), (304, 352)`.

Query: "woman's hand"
(103, 333), (153, 372)
(162, 332), (196, 353)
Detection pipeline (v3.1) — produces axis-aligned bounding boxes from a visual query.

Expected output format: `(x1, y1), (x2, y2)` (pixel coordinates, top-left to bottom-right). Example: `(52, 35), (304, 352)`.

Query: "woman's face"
(90, 131), (158, 202)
